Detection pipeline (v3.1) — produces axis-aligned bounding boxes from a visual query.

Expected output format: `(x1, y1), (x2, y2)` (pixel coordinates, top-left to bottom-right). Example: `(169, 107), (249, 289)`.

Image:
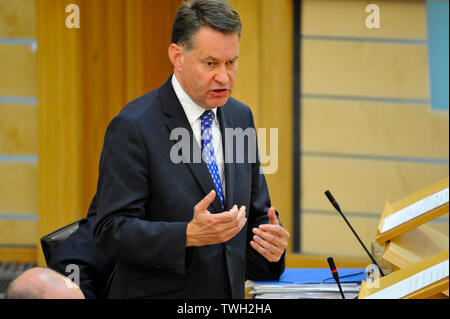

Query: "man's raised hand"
(250, 207), (289, 262)
(186, 190), (247, 247)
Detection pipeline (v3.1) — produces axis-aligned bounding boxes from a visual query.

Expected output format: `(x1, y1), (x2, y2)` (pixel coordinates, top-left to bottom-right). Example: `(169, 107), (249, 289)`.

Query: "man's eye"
(206, 62), (214, 66)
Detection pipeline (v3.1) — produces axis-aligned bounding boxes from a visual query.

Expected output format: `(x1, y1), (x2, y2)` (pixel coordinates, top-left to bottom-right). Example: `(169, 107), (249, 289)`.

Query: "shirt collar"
(171, 74), (217, 125)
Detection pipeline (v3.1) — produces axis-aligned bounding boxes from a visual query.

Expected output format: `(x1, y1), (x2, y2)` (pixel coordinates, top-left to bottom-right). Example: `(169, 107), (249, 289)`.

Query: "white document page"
(363, 259), (449, 299)
(381, 188), (449, 233)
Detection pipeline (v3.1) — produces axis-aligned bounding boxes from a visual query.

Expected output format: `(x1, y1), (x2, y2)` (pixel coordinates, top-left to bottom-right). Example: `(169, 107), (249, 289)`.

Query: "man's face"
(175, 27), (239, 110)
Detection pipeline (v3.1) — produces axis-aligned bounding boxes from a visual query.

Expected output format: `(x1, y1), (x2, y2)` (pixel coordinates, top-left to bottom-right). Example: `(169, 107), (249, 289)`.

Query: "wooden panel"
(0, 247), (36, 263)
(36, 0), (83, 265)
(0, 220), (37, 245)
(0, 43), (36, 96)
(259, 0), (293, 249)
(0, 162), (37, 214)
(0, 0), (37, 262)
(229, 0), (261, 126)
(0, 0), (36, 38)
(124, 0), (183, 102)
(301, 98), (449, 159)
(140, 0), (184, 94)
(302, 0), (427, 40)
(80, 0), (127, 213)
(286, 253), (369, 268)
(301, 40), (430, 100)
(124, 0), (145, 103)
(300, 156), (449, 215)
(0, 104), (37, 155)
(301, 212), (380, 258)
(81, 0), (184, 215)
(299, 215), (448, 259)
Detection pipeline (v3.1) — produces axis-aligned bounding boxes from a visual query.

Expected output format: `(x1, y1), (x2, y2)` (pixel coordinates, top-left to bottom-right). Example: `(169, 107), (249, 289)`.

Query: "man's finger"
(250, 240), (278, 262)
(220, 208), (247, 241)
(258, 224), (290, 239)
(252, 227), (288, 250)
(214, 205), (239, 223)
(252, 234), (278, 254)
(194, 190), (216, 212)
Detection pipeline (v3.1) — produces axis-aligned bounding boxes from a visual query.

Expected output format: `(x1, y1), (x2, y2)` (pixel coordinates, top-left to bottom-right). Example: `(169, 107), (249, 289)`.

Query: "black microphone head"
(324, 190), (341, 212)
(324, 190), (334, 202)
(327, 256), (345, 299)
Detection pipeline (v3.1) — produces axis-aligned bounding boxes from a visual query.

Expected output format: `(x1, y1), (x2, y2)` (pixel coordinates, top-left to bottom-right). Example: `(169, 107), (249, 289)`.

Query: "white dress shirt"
(171, 74), (226, 199)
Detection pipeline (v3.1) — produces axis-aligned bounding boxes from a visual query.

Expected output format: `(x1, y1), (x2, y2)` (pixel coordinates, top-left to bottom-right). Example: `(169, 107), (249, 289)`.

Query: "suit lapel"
(217, 105), (235, 211)
(159, 78), (223, 213)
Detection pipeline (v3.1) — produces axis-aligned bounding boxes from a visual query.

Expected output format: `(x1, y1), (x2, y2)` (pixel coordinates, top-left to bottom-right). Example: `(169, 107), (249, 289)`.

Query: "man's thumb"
(195, 190), (216, 212)
(268, 207), (279, 225)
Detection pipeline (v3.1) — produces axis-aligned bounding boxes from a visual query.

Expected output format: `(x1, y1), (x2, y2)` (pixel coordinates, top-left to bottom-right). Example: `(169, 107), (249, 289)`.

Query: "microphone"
(327, 257), (345, 299)
(324, 190), (385, 277)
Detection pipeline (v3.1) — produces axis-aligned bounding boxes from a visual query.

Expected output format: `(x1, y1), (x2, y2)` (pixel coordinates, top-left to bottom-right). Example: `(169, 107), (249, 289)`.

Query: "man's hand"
(186, 190), (247, 247)
(250, 207), (289, 262)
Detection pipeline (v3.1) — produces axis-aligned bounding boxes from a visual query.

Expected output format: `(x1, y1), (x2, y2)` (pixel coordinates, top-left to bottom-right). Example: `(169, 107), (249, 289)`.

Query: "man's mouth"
(210, 88), (228, 97)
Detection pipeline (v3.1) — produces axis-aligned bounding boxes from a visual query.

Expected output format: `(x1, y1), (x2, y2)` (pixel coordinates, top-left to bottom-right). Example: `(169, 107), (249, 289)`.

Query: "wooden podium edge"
(375, 177), (448, 246)
(404, 277), (449, 299)
(358, 250), (449, 299)
(376, 204), (449, 245)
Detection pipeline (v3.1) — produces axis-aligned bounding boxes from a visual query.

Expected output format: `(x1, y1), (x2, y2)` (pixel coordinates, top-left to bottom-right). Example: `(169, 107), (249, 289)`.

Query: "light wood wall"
(0, 0), (37, 262)
(78, 0), (184, 217)
(300, 0), (449, 259)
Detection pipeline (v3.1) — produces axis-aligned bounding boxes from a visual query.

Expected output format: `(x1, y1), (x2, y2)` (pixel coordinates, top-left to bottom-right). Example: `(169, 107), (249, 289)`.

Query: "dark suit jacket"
(47, 195), (115, 299)
(93, 77), (285, 299)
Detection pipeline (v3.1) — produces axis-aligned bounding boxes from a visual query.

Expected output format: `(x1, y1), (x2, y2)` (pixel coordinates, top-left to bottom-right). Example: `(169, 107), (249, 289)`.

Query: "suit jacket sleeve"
(93, 114), (189, 275)
(245, 107), (286, 281)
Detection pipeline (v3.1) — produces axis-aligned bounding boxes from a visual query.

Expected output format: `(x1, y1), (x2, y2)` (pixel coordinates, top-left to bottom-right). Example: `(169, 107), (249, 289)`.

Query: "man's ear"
(168, 43), (184, 73)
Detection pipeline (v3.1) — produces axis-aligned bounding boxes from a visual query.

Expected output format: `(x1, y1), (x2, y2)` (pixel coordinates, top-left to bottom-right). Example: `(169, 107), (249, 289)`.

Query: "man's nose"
(214, 65), (230, 85)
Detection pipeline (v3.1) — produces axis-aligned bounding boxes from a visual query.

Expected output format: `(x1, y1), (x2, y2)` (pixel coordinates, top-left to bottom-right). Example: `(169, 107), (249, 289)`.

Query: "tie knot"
(201, 110), (214, 129)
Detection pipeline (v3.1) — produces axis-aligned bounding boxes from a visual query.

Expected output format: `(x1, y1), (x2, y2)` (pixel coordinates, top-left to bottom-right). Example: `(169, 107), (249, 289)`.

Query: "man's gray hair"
(171, 0), (242, 51)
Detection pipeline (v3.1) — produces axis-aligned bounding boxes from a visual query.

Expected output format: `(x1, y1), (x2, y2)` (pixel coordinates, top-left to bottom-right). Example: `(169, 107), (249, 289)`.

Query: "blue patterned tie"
(201, 110), (224, 209)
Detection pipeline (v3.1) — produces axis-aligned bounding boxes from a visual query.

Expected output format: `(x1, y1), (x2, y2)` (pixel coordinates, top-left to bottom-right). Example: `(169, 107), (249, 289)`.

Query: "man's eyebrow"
(201, 55), (239, 61)
(202, 56), (218, 61)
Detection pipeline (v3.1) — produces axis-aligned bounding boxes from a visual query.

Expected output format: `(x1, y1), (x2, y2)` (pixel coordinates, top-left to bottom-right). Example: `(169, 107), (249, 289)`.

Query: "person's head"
(169, 0), (242, 110)
(5, 267), (85, 299)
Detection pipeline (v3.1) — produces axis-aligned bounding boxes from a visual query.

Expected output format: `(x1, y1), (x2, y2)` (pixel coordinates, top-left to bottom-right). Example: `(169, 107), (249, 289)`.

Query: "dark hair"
(171, 0), (242, 50)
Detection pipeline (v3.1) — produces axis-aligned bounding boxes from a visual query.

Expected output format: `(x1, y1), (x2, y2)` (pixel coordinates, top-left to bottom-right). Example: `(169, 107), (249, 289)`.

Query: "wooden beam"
(0, 247), (37, 263)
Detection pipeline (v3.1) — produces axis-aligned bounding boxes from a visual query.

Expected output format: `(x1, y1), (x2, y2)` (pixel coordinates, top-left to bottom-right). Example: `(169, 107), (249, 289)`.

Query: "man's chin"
(205, 96), (230, 109)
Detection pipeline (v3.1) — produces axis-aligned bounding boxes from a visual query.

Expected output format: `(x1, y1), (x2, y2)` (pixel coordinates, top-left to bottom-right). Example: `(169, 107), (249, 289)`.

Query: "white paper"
(381, 188), (449, 233)
(363, 259), (449, 299)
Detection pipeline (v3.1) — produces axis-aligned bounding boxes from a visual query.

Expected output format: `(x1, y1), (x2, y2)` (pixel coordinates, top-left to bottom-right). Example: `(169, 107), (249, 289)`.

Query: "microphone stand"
(325, 190), (385, 277)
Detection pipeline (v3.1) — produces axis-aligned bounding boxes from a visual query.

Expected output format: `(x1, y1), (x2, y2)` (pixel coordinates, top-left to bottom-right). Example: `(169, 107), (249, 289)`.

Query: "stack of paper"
(248, 282), (361, 299)
(247, 268), (366, 299)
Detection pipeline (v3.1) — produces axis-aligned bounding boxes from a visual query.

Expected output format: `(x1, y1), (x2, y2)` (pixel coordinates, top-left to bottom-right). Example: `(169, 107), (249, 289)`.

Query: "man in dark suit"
(93, 0), (289, 299)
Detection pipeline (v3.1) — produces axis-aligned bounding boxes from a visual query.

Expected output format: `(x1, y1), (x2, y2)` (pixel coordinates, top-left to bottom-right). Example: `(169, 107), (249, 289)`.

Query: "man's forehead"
(190, 27), (239, 50)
